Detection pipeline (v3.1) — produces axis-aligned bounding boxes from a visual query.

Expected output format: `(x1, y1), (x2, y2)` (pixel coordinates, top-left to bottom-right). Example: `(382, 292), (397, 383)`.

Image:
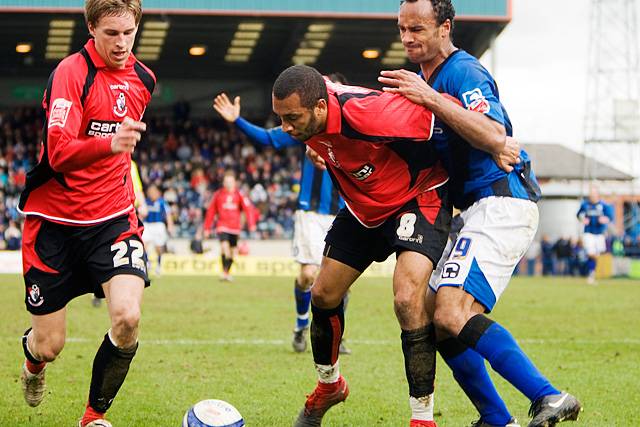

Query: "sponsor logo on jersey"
(317, 140), (333, 148)
(48, 98), (73, 128)
(462, 88), (491, 114)
(86, 119), (120, 138)
(327, 147), (341, 169)
(113, 92), (128, 117)
(350, 163), (375, 181)
(399, 233), (424, 244)
(110, 81), (129, 92)
(27, 283), (44, 307)
(441, 261), (461, 279)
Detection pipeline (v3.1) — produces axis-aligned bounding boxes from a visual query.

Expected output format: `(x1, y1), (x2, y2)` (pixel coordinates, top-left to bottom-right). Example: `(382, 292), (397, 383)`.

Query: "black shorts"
(218, 232), (239, 247)
(324, 185), (451, 272)
(22, 211), (150, 315)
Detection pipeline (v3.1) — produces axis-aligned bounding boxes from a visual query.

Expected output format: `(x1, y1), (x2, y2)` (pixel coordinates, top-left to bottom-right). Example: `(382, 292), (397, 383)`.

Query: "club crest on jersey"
(27, 283), (44, 307)
(48, 98), (73, 128)
(113, 92), (128, 117)
(351, 163), (375, 181)
(462, 88), (491, 114)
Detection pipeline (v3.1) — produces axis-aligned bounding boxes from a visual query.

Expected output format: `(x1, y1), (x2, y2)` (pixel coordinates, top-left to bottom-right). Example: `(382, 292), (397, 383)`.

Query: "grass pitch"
(1, 274), (638, 426)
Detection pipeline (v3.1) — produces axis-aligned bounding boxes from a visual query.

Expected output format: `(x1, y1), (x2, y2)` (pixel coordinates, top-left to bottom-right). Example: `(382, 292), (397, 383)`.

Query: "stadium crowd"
(0, 106), (302, 247)
(2, 105), (640, 264)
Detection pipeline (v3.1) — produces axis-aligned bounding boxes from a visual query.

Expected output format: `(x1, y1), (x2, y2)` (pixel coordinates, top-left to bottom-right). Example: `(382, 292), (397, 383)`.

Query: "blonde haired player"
(17, 1), (155, 425)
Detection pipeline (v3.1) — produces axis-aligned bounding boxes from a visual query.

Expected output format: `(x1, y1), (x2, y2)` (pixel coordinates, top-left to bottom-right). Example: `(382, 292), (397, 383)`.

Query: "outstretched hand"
(213, 93), (241, 123)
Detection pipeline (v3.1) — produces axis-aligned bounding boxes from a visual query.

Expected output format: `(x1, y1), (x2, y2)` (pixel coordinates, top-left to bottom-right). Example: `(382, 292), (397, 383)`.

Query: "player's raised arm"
(214, 92), (299, 150)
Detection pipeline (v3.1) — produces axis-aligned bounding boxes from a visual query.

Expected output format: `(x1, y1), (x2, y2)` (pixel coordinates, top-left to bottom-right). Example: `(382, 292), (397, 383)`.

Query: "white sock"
(315, 362), (340, 384)
(410, 394), (434, 421)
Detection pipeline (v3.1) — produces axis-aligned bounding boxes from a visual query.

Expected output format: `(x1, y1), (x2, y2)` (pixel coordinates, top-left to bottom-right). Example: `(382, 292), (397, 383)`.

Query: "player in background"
(378, 0), (582, 426)
(142, 184), (175, 275)
(212, 75), (352, 354)
(577, 186), (614, 284)
(203, 171), (256, 281)
(272, 65), (455, 427)
(16, 1), (155, 426)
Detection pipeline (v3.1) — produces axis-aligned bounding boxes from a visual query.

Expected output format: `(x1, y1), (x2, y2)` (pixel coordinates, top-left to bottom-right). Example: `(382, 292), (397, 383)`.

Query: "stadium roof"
(1, 1), (511, 82)
(525, 143), (634, 181)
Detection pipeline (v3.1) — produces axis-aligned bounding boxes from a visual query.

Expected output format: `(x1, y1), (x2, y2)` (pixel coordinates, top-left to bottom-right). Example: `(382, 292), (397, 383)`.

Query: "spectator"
(541, 234), (555, 276)
(554, 237), (572, 276)
(525, 239), (541, 276)
(5, 220), (21, 250)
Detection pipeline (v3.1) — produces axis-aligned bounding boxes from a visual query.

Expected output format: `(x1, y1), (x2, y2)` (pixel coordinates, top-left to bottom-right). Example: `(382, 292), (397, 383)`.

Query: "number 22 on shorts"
(111, 239), (145, 271)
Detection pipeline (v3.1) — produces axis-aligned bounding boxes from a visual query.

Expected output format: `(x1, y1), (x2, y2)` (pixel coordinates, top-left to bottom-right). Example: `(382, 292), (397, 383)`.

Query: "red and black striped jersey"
(18, 39), (155, 224)
(306, 80), (448, 227)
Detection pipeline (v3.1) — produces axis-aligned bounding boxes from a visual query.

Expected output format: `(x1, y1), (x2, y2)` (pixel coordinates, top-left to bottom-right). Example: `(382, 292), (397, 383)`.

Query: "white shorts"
(429, 197), (538, 311)
(292, 210), (335, 265)
(142, 222), (168, 248)
(582, 232), (606, 257)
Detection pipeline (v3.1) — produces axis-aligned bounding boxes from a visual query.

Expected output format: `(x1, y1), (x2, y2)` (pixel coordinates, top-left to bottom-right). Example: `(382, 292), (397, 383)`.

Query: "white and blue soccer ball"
(182, 399), (244, 427)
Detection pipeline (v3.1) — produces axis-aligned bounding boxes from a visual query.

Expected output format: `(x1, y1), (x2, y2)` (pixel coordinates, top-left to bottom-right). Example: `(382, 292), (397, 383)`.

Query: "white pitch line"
(3, 337), (640, 346)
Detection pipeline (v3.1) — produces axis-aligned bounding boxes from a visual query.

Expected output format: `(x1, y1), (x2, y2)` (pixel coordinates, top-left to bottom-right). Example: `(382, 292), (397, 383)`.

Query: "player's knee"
(393, 286), (423, 322)
(311, 285), (341, 309)
(433, 308), (467, 337)
(33, 332), (65, 362)
(299, 273), (314, 288)
(111, 306), (141, 338)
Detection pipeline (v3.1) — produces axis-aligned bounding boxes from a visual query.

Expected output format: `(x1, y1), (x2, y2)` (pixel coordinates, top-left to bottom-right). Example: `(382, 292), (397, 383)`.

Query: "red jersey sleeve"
(45, 55), (112, 173)
(203, 191), (219, 231)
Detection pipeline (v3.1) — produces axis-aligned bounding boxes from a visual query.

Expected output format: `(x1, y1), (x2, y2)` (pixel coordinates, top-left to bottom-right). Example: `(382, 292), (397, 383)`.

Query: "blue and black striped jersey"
(235, 117), (344, 215)
(577, 200), (614, 235)
(423, 50), (541, 210)
(145, 198), (169, 224)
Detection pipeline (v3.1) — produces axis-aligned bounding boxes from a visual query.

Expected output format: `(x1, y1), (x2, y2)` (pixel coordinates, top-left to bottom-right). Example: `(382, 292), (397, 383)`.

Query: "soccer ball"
(182, 399), (244, 427)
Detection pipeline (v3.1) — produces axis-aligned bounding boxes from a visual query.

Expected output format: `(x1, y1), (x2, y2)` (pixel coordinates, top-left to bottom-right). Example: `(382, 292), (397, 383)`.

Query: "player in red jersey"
(204, 171), (256, 281)
(272, 65), (450, 427)
(17, 1), (155, 426)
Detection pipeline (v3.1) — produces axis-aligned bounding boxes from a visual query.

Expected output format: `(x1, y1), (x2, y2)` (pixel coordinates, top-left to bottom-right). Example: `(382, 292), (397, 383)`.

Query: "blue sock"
(438, 338), (512, 425)
(294, 282), (311, 330)
(588, 258), (596, 274)
(458, 314), (560, 403)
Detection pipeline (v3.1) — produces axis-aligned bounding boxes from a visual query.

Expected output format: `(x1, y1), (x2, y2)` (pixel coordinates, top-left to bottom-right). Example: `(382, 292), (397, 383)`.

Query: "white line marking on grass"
(3, 337), (639, 346)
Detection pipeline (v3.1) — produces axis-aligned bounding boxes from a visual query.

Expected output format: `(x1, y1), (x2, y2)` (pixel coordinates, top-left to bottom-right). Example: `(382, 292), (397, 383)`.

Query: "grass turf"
(0, 274), (638, 426)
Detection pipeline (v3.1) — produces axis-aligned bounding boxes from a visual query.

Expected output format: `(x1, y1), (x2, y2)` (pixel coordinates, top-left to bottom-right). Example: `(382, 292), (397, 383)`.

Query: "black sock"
(22, 327), (42, 364)
(310, 301), (345, 366)
(88, 333), (137, 413)
(225, 257), (234, 272)
(401, 324), (436, 397)
(220, 255), (228, 273)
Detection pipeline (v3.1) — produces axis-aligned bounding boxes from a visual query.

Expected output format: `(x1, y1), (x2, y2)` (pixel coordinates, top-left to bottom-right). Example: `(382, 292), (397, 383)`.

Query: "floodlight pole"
(584, 0), (640, 236)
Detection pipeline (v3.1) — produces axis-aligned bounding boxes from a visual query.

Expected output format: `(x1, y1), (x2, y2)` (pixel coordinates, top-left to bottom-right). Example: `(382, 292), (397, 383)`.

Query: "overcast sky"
(480, 0), (591, 150)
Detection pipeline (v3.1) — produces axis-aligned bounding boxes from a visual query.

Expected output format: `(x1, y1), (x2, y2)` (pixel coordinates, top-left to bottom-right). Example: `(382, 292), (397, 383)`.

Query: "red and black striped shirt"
(19, 39), (155, 224)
